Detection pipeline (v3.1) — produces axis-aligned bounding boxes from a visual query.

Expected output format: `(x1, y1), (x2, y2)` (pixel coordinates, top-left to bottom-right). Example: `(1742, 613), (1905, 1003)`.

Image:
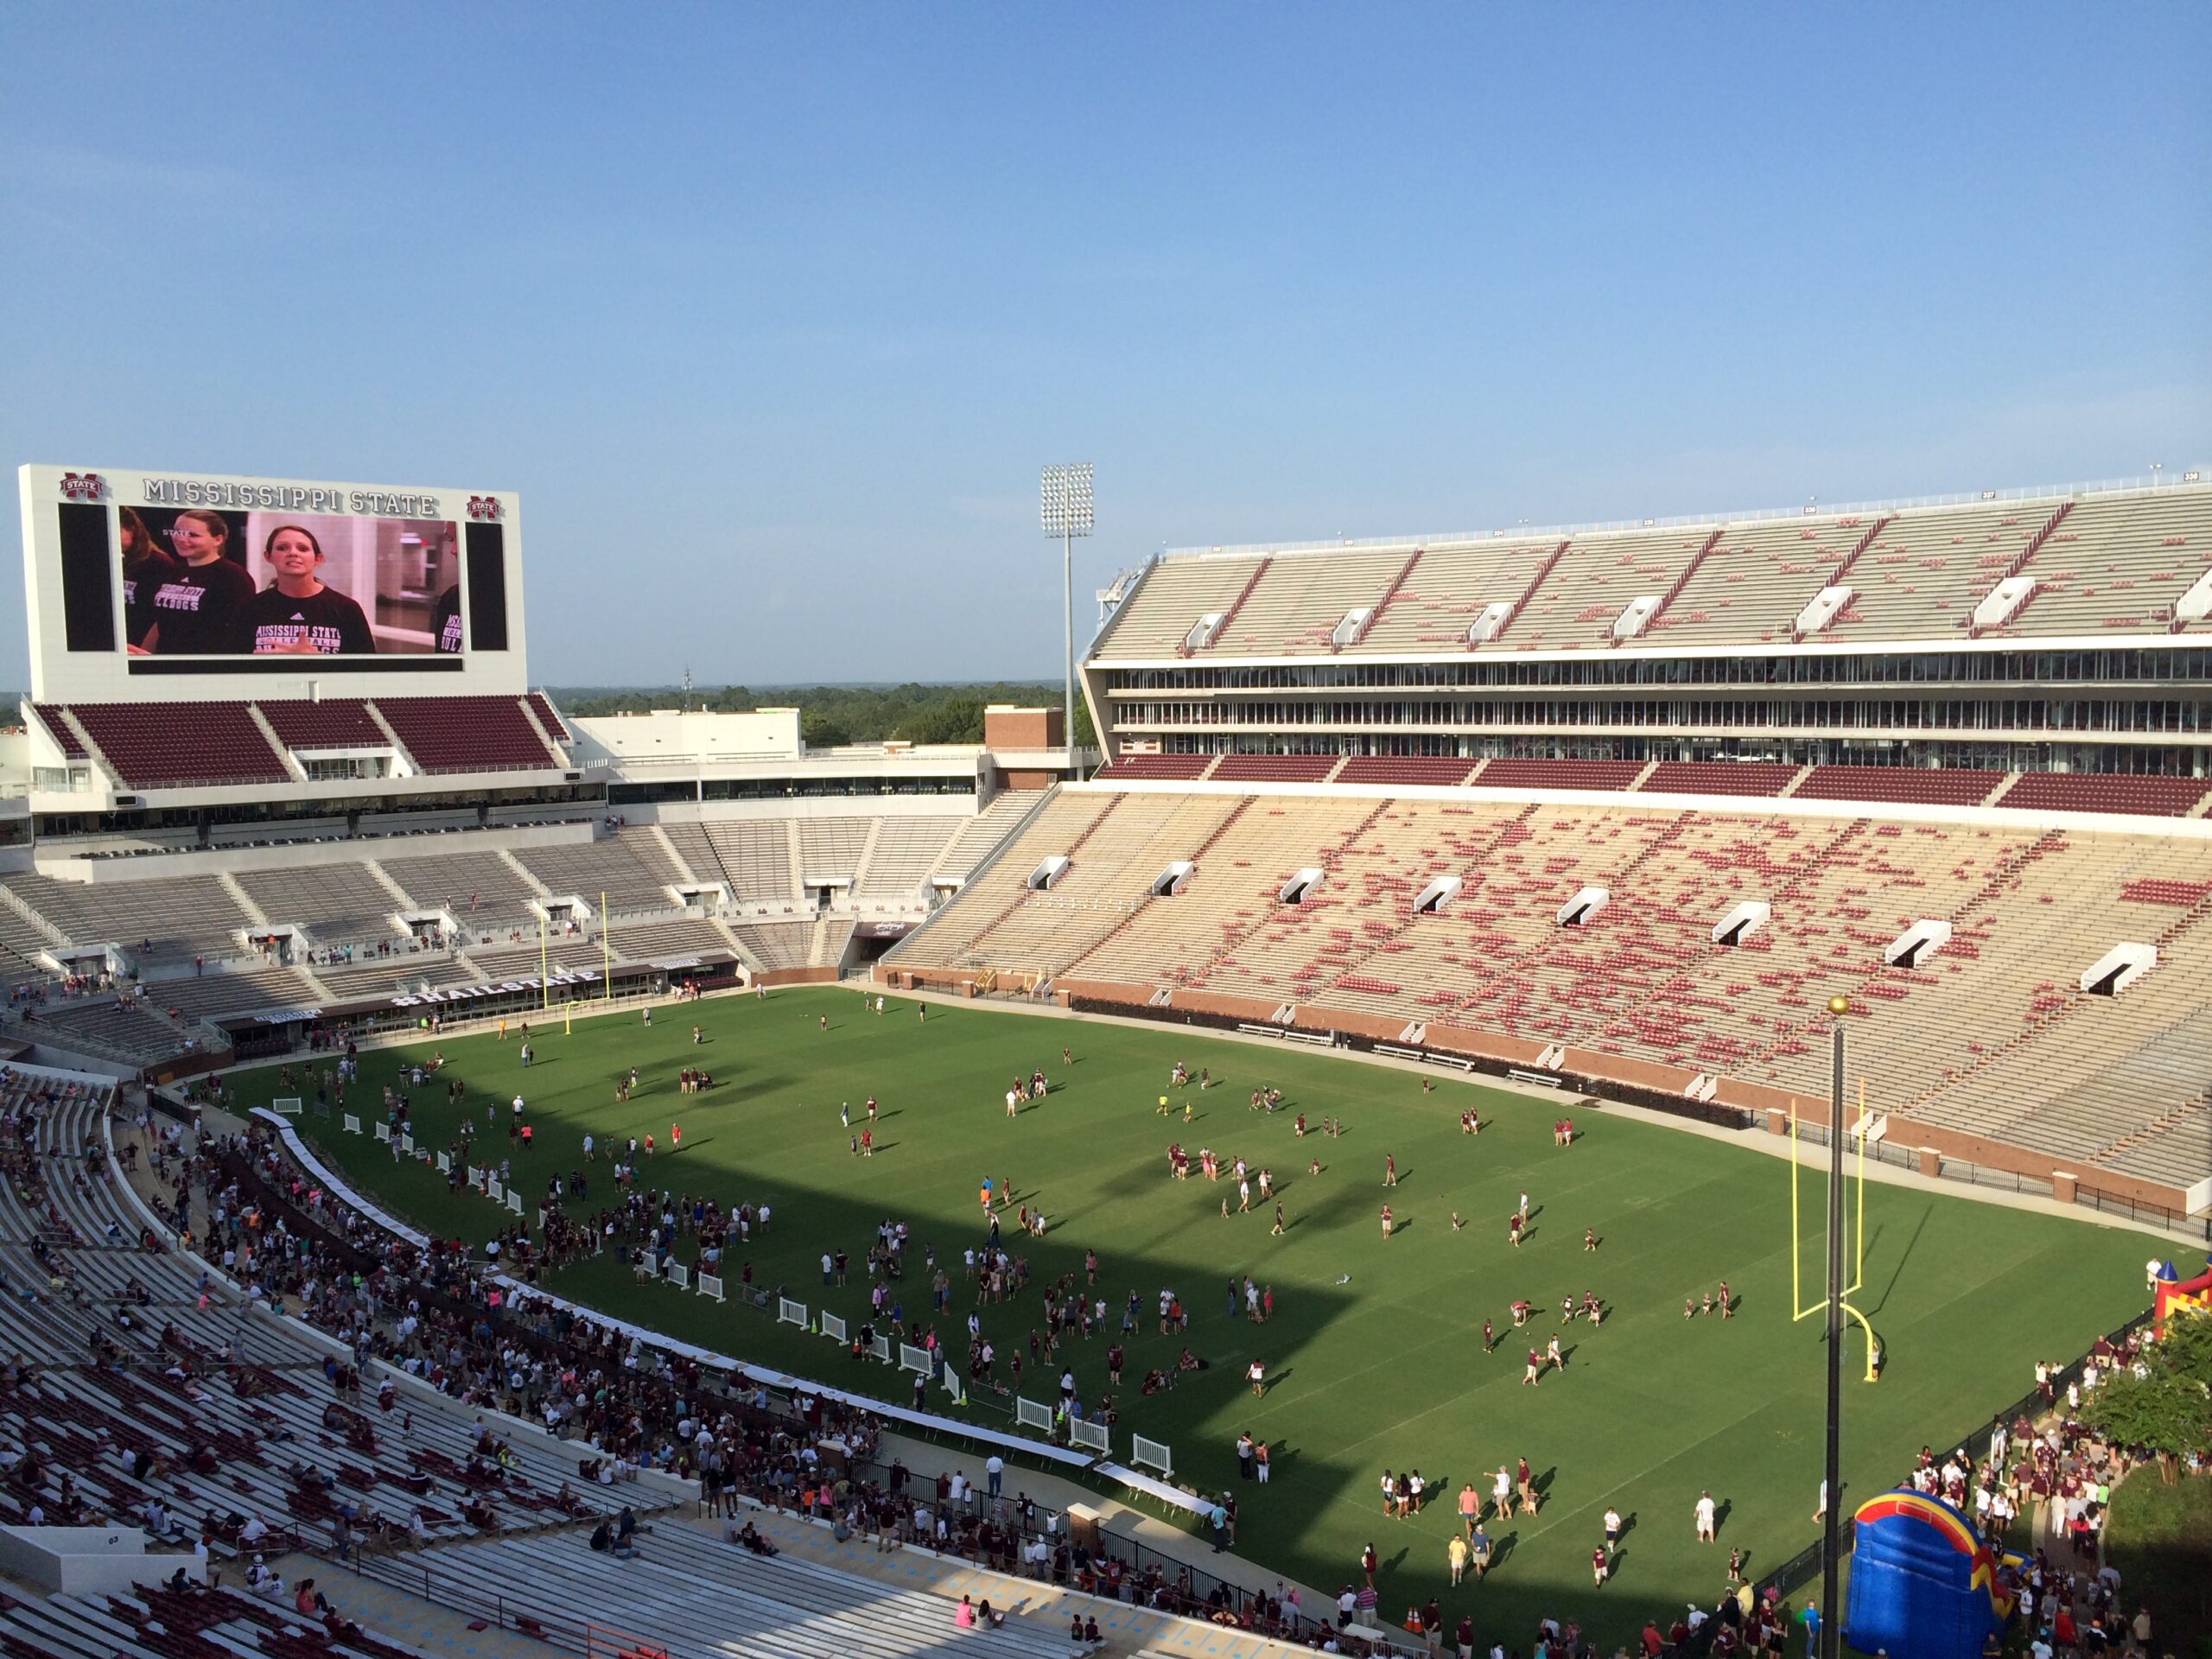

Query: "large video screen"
(118, 504), (463, 658)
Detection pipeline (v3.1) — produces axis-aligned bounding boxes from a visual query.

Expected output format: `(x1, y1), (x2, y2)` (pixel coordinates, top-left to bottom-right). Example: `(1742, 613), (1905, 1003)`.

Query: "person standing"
(1695, 1490), (1718, 1542)
(140, 509), (252, 655)
(1447, 1533), (1469, 1586)
(1236, 1433), (1254, 1480)
(1254, 1440), (1270, 1484)
(234, 524), (375, 654)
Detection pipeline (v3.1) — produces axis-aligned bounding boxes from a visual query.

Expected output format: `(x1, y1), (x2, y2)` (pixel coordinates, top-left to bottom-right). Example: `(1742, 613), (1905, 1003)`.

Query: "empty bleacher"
(1355, 540), (1559, 653)
(379, 849), (542, 918)
(257, 696), (388, 749)
(28, 1000), (191, 1061)
(856, 817), (963, 898)
(1641, 760), (1804, 798)
(1334, 755), (1478, 787)
(611, 917), (734, 963)
(728, 920), (818, 971)
(1993, 489), (2212, 639)
(372, 696), (557, 773)
(147, 963), (321, 1019)
(1819, 501), (2049, 639)
(931, 791), (1044, 883)
(704, 820), (801, 903)
(1793, 766), (2003, 808)
(1206, 547), (1408, 655)
(1999, 772), (2209, 817)
(234, 863), (402, 943)
(1496, 526), (1709, 649)
(31, 703), (88, 758)
(2, 872), (251, 960)
(1209, 753), (1338, 784)
(71, 702), (289, 788)
(797, 818), (873, 883)
(1090, 556), (1267, 658)
(1096, 753), (1212, 781)
(1656, 516), (1876, 647)
(1477, 757), (1647, 792)
(515, 830), (683, 912)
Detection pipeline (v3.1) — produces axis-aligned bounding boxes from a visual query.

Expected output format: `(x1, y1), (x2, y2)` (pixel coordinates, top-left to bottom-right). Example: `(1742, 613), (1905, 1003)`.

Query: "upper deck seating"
(257, 697), (386, 749)
(71, 702), (289, 788)
(1207, 548), (1408, 655)
(1356, 540), (1558, 653)
(1335, 755), (1478, 787)
(856, 817), (963, 898)
(1209, 754), (1339, 783)
(1819, 501), (2046, 640)
(1640, 761), (1803, 798)
(1990, 489), (2212, 639)
(1477, 758), (1646, 792)
(931, 792), (1044, 882)
(371, 697), (557, 774)
(1089, 556), (1267, 659)
(703, 821), (800, 903)
(1793, 766), (2002, 808)
(1999, 772), (2209, 817)
(31, 703), (88, 758)
(1096, 753), (1213, 780)
(515, 830), (683, 912)
(1496, 527), (1708, 649)
(1655, 517), (1873, 647)
(379, 850), (542, 919)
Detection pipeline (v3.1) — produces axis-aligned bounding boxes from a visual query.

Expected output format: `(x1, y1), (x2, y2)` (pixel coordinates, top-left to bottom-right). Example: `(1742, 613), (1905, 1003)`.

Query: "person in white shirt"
(985, 1453), (1005, 1498)
(1695, 1489), (1718, 1541)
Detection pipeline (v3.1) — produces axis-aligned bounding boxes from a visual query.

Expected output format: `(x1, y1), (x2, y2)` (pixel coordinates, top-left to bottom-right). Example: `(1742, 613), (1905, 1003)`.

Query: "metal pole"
(1821, 998), (1847, 1657)
(1064, 526), (1075, 779)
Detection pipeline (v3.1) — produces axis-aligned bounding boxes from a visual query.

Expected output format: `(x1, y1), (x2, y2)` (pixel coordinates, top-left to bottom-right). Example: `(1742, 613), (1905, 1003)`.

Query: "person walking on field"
(1695, 1489), (1718, 1543)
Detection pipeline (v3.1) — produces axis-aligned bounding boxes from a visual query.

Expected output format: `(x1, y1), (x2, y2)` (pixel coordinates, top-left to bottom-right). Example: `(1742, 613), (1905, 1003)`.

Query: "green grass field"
(236, 986), (2153, 1644)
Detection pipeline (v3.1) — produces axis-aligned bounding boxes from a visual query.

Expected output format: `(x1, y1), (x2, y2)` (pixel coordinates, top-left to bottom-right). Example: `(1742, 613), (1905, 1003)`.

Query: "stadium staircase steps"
(364, 859), (417, 911)
(2088, 1085), (2212, 1166)
(265, 1557), (550, 1659)
(54, 708), (118, 790)
(495, 849), (553, 901)
(0, 884), (68, 949)
(1984, 773), (2024, 809)
(957, 793), (1128, 961)
(1337, 546), (1425, 651)
(850, 819), (887, 892)
(652, 823), (702, 886)
(1777, 764), (1813, 798)
(1484, 539), (1569, 646)
(1182, 556), (1272, 656)
(1464, 757), (1491, 782)
(785, 821), (807, 901)
(2190, 791), (2212, 821)
(1967, 500), (2076, 639)
(1895, 858), (2212, 1117)
(244, 702), (306, 782)
(1628, 759), (1661, 791)
(219, 871), (270, 929)
(513, 696), (567, 764)
(709, 916), (762, 974)
(362, 698), (411, 762)
(808, 915), (832, 966)
(1640, 527), (1726, 637)
(1791, 514), (1892, 640)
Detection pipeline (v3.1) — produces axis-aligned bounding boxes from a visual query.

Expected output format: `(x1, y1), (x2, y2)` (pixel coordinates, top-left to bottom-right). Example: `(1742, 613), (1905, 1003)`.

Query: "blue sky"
(3, 4), (2206, 688)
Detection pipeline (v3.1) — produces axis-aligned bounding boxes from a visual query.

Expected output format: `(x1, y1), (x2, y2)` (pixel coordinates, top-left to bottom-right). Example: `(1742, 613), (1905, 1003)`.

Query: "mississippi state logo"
(467, 495), (503, 521)
(59, 472), (105, 500)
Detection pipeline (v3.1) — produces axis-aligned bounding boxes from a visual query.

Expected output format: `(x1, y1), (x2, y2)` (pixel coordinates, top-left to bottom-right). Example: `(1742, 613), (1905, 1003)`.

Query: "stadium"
(0, 449), (2205, 1659)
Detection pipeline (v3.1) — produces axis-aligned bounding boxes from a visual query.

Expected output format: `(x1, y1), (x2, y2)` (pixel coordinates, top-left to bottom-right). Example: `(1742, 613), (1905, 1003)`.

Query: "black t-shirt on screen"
(431, 584), (463, 653)
(148, 559), (257, 655)
(233, 585), (377, 655)
(122, 549), (183, 648)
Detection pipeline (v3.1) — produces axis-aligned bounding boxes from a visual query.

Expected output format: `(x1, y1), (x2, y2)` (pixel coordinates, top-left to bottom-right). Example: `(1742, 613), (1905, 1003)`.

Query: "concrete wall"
(33, 820), (594, 885)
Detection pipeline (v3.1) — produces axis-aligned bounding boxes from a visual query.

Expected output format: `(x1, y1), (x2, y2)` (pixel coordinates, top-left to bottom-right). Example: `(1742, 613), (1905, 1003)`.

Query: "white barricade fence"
(668, 1262), (690, 1289)
(696, 1273), (724, 1302)
(311, 1096), (330, 1119)
(505, 1189), (524, 1216)
(435, 1152), (451, 1173)
(342, 1115), (361, 1135)
(1132, 1435), (1173, 1479)
(868, 1334), (892, 1363)
(1069, 1420), (1109, 1456)
(399, 1133), (414, 1154)
(899, 1343), (932, 1375)
(487, 1179), (505, 1202)
(467, 1166), (484, 1188)
(820, 1312), (847, 1343)
(778, 1297), (808, 1328)
(372, 1122), (391, 1142)
(941, 1370), (964, 1404)
(1014, 1397), (1055, 1437)
(272, 1097), (302, 1117)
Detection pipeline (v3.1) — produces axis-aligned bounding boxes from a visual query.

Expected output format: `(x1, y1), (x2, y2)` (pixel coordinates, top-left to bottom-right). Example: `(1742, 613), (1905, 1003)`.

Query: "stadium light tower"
(1041, 464), (1093, 775)
(1821, 992), (1850, 1659)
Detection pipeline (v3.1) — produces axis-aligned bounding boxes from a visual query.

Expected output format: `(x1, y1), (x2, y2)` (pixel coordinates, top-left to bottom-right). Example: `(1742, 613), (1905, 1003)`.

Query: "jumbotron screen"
(19, 466), (518, 687)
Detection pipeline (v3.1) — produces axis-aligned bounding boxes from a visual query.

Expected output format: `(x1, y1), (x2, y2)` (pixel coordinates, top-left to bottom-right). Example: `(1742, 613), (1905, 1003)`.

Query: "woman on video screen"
(234, 524), (376, 654)
(118, 505), (180, 651)
(431, 583), (463, 652)
(137, 508), (254, 655)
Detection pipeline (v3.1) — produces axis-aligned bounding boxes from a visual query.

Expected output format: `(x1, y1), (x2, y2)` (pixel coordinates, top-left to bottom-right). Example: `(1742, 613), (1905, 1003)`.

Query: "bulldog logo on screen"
(59, 472), (105, 500)
(467, 495), (502, 521)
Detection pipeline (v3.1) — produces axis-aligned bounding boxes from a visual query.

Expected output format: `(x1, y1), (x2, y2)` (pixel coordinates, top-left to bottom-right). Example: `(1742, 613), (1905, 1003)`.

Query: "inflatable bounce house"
(1845, 1489), (2017, 1659)
(2153, 1256), (2212, 1332)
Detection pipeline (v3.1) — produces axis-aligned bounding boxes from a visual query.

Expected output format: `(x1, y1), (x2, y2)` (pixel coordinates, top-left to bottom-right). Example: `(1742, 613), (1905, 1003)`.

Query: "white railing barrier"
(1014, 1398), (1055, 1437)
(342, 1115), (361, 1135)
(1132, 1435), (1173, 1479)
(487, 1179), (504, 1202)
(696, 1273), (724, 1302)
(668, 1262), (690, 1289)
(941, 1370), (964, 1405)
(372, 1122), (391, 1142)
(505, 1189), (523, 1216)
(820, 1312), (847, 1343)
(899, 1343), (933, 1375)
(399, 1133), (414, 1154)
(1070, 1420), (1109, 1456)
(435, 1152), (451, 1173)
(868, 1334), (891, 1363)
(467, 1166), (484, 1189)
(273, 1096), (302, 1117)
(779, 1297), (809, 1328)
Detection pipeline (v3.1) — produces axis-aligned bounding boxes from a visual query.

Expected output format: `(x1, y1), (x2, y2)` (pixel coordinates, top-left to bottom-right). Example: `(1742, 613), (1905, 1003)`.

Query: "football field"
(241, 985), (2151, 1643)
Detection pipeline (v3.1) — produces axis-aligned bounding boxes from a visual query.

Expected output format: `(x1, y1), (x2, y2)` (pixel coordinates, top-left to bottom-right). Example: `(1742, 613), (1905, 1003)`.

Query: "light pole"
(2150, 461), (2164, 490)
(1041, 464), (1094, 777)
(1821, 992), (1848, 1658)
